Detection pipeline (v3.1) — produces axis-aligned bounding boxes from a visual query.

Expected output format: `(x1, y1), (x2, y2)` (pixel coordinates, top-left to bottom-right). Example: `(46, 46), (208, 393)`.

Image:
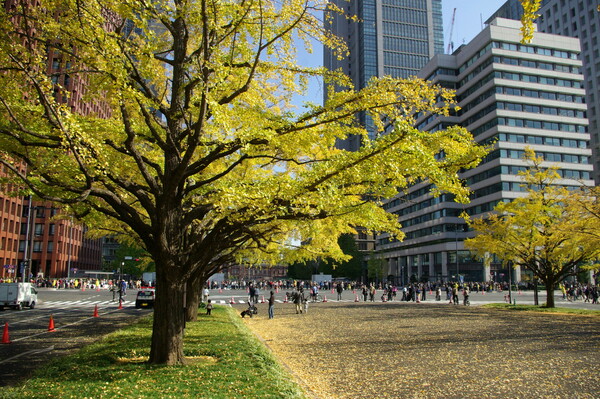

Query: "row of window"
(497, 102), (585, 118)
(384, 66), (421, 79)
(398, 208), (463, 228)
(383, 184), (442, 210)
(496, 71), (582, 88)
(18, 240), (55, 253)
(381, 21), (429, 40)
(469, 116), (587, 138)
(496, 86), (585, 103)
(498, 117), (587, 133)
(392, 197), (463, 218)
(499, 165), (590, 181)
(500, 149), (589, 164)
(381, 6), (428, 25)
(383, 36), (428, 55)
(381, 0), (428, 9)
(457, 43), (493, 75)
(400, 222), (474, 241)
(492, 41), (579, 60)
(383, 52), (430, 70)
(459, 57), (494, 87)
(498, 132), (587, 148)
(464, 200), (504, 217)
(455, 39), (580, 87)
(494, 56), (580, 74)
(20, 223), (56, 236)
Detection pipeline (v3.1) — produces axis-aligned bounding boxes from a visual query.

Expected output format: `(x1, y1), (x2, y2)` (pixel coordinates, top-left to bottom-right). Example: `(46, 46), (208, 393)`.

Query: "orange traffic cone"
(416, 296), (421, 303)
(276, 287), (279, 293)
(218, 288), (222, 293)
(118, 300), (123, 310)
(230, 297), (235, 304)
(48, 315), (56, 332)
(2, 322), (10, 344)
(283, 295), (288, 303)
(322, 295), (328, 303)
(260, 295), (265, 304)
(355, 295), (359, 302)
(93, 304), (99, 317)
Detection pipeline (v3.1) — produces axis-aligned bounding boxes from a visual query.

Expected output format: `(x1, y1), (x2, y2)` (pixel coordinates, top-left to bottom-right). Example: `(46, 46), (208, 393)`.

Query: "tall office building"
(324, 0), (444, 151)
(377, 18), (593, 284)
(489, 0), (600, 183)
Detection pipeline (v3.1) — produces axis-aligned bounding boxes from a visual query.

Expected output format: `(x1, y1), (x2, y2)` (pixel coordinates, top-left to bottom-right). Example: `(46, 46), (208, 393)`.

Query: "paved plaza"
(242, 300), (600, 399)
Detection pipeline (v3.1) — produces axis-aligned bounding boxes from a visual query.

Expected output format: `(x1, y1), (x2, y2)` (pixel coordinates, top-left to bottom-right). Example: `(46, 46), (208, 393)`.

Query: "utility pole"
(21, 196), (32, 283)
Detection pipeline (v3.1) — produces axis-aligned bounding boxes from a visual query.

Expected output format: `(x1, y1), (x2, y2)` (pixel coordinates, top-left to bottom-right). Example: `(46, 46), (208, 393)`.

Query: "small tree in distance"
(465, 149), (600, 308)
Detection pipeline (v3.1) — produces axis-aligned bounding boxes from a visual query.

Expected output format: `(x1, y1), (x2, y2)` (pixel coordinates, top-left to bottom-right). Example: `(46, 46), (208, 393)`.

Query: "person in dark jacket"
(268, 290), (275, 319)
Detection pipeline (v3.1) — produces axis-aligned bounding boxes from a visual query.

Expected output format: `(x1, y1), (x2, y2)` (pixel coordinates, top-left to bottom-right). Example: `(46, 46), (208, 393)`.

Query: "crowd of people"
(228, 279), (600, 309)
(0, 276), (154, 291)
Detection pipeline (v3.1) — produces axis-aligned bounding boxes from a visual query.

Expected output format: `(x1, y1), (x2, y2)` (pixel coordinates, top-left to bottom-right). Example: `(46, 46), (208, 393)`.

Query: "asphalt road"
(0, 287), (151, 387)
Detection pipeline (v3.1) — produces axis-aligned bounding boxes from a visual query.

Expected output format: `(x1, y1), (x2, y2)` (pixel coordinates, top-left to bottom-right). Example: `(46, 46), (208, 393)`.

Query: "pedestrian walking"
(268, 290), (275, 319)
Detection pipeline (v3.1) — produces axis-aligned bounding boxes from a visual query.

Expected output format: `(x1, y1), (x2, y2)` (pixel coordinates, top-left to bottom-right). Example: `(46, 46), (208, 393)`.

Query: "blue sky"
(443, 0), (508, 52)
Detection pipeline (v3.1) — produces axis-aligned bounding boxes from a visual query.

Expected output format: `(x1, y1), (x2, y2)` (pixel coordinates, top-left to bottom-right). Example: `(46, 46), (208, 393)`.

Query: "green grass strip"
(0, 306), (306, 399)
(483, 303), (600, 316)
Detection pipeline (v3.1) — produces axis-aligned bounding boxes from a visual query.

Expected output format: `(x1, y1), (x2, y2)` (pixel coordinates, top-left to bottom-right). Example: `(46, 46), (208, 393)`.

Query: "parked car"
(0, 282), (38, 310)
(135, 289), (155, 309)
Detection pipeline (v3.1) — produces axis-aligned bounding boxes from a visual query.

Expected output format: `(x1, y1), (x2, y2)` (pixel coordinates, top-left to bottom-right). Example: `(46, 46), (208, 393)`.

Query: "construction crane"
(446, 7), (456, 54)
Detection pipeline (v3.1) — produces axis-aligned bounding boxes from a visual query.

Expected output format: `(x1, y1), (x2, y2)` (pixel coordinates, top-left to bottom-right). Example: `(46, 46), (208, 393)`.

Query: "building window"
(33, 241), (43, 253)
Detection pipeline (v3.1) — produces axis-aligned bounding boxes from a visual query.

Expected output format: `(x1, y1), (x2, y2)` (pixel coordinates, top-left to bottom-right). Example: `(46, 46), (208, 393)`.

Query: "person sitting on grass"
(206, 299), (213, 315)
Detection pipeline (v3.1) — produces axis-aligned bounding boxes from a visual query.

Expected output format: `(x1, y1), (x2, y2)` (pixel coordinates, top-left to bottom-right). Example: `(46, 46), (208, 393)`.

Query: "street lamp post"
(455, 223), (460, 281)
(21, 196), (33, 283)
(67, 216), (74, 279)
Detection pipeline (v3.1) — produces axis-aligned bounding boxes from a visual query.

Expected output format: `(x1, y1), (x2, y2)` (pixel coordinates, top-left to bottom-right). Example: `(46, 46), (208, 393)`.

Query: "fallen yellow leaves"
(244, 302), (600, 398)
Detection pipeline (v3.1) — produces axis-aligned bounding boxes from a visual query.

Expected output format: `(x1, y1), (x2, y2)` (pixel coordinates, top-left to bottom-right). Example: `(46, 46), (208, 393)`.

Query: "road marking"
(10, 308), (129, 342)
(0, 345), (55, 365)
(41, 300), (134, 308)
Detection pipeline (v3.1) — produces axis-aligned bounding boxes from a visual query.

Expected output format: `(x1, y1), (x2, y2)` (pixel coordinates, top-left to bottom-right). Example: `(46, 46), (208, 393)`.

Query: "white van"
(0, 283), (38, 310)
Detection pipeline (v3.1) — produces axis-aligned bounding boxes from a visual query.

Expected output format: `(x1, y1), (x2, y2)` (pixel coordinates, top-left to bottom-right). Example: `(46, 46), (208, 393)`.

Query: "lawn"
(0, 306), (306, 399)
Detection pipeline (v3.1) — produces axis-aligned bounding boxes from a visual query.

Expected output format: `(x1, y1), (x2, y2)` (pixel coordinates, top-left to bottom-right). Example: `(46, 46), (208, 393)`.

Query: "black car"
(135, 289), (155, 309)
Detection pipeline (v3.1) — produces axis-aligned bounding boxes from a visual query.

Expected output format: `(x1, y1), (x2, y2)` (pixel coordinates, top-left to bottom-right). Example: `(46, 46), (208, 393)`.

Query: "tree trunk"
(149, 268), (186, 365)
(545, 279), (556, 308)
(185, 275), (202, 322)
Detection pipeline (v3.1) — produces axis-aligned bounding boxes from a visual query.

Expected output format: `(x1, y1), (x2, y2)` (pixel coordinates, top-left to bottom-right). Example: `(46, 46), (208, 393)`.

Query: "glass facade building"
(324, 0), (444, 150)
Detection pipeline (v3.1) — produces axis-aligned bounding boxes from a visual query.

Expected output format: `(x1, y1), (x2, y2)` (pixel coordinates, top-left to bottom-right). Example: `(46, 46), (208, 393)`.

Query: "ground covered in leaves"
(243, 302), (600, 399)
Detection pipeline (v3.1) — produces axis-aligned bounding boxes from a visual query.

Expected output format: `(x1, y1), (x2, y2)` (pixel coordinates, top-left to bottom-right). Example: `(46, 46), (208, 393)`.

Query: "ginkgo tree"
(465, 149), (600, 308)
(0, 0), (487, 364)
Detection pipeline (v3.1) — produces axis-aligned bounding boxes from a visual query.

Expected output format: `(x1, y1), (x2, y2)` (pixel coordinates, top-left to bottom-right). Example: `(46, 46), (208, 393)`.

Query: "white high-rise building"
(489, 0), (600, 183)
(378, 18), (593, 284)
